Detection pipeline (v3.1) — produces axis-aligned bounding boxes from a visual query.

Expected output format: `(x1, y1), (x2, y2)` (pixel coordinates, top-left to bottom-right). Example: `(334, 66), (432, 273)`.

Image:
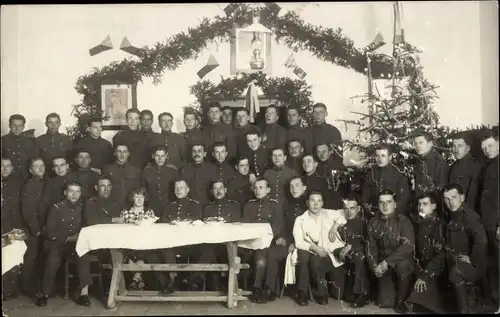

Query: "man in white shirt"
(293, 190), (345, 305)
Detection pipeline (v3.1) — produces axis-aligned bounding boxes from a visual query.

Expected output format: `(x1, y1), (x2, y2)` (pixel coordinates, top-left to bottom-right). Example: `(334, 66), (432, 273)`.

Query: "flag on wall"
(197, 54), (219, 79)
(393, 1), (405, 44)
(89, 35), (113, 56)
(120, 37), (144, 57)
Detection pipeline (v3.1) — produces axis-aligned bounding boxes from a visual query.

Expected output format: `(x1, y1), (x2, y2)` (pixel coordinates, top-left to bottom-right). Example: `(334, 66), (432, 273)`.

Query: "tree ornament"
(89, 35), (113, 56)
(363, 32), (386, 53)
(197, 54), (220, 79)
(120, 36), (144, 57)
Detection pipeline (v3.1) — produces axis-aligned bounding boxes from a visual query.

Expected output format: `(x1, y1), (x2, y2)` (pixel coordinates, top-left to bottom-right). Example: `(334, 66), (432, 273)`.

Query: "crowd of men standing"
(0, 101), (498, 314)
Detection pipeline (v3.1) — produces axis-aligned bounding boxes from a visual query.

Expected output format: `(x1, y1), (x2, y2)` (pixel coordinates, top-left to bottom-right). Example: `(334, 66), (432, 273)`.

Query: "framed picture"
(100, 84), (137, 130)
(230, 27), (272, 75)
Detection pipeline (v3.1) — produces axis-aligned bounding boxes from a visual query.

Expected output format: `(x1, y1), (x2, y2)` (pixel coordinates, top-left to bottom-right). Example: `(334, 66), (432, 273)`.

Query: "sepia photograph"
(101, 84), (136, 129)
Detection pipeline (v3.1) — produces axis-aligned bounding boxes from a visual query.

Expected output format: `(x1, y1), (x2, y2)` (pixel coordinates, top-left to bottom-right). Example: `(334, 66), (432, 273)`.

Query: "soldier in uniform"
(102, 143), (141, 208)
(448, 132), (481, 210)
(310, 103), (343, 154)
(141, 145), (178, 215)
(221, 106), (234, 132)
(179, 143), (218, 207)
(36, 182), (93, 307)
(71, 148), (99, 201)
(1, 114), (38, 182)
(442, 183), (488, 313)
(234, 108), (256, 157)
(212, 142), (238, 185)
(286, 140), (305, 176)
(20, 157), (46, 295)
(361, 144), (410, 216)
(263, 148), (299, 211)
(153, 112), (187, 169)
(366, 190), (415, 313)
(182, 109), (206, 154)
(139, 109), (157, 142)
(227, 156), (255, 215)
(478, 130), (499, 309)
(245, 127), (270, 177)
(241, 177), (286, 304)
(74, 117), (114, 174)
(286, 105), (313, 155)
(262, 105), (287, 151)
(406, 192), (447, 313)
(315, 143), (344, 209)
(112, 108), (152, 169)
(35, 113), (72, 173)
(301, 154), (332, 209)
(83, 175), (122, 225)
(202, 102), (236, 161)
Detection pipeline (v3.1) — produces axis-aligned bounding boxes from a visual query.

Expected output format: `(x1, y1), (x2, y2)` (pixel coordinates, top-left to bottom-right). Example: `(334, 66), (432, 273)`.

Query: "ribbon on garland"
(244, 80), (260, 123)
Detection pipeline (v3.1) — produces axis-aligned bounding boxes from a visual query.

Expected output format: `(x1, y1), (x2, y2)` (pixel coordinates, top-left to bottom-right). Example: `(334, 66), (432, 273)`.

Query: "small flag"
(293, 66), (307, 79)
(89, 35), (113, 56)
(363, 32), (386, 53)
(120, 37), (144, 57)
(197, 54), (219, 79)
(285, 54), (307, 79)
(245, 81), (260, 123)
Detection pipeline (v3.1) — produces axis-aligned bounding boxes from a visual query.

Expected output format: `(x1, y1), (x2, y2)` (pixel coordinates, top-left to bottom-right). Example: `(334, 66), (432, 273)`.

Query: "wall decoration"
(230, 21), (272, 75)
(89, 35), (113, 56)
(100, 84), (137, 130)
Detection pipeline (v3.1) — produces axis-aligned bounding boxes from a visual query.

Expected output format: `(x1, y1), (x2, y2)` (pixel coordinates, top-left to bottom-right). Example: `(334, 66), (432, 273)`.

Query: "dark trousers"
(375, 258), (414, 307)
(239, 245), (288, 290)
(2, 267), (20, 298)
(198, 244), (228, 290)
(407, 277), (447, 313)
(299, 252), (335, 297)
(482, 227), (499, 306)
(78, 250), (110, 289)
(21, 234), (42, 292)
(329, 252), (370, 299)
(448, 259), (479, 313)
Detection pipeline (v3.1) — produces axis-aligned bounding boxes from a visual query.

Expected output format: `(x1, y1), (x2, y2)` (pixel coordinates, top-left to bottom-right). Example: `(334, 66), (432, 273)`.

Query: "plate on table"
(135, 217), (159, 226)
(191, 220), (204, 226)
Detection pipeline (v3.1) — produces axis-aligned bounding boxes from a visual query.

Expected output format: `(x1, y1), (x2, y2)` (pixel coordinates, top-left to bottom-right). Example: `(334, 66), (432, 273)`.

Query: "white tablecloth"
(2, 240), (27, 275)
(76, 223), (274, 257)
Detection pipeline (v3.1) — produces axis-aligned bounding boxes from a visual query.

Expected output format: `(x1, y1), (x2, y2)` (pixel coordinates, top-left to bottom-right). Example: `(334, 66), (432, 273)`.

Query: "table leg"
(107, 249), (124, 309)
(226, 242), (238, 308)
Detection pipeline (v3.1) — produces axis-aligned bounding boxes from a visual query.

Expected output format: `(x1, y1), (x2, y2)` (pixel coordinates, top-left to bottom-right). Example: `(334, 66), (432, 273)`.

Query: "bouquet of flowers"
(134, 214), (159, 226)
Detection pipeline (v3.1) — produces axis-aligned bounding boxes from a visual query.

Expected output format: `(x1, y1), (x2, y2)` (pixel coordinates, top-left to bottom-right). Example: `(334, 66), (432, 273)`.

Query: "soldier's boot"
(455, 285), (470, 314)
(394, 276), (412, 313)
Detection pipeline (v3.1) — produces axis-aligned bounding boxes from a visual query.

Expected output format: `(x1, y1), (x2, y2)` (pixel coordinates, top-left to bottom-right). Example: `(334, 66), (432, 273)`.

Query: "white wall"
(1, 2), (497, 143)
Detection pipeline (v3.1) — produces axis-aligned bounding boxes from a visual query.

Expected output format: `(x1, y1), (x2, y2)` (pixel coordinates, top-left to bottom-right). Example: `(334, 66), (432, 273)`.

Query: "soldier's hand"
(458, 254), (471, 264)
(377, 261), (388, 274)
(314, 246), (329, 258)
(414, 279), (427, 293)
(90, 168), (102, 175)
(275, 238), (286, 246)
(288, 243), (296, 253)
(339, 244), (352, 259)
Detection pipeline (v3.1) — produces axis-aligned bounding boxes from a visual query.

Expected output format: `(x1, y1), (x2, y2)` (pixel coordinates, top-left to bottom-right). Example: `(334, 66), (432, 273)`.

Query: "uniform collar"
(161, 130), (173, 136)
(177, 197), (190, 204)
(46, 130), (60, 135)
(215, 197), (228, 204)
(273, 164), (286, 171)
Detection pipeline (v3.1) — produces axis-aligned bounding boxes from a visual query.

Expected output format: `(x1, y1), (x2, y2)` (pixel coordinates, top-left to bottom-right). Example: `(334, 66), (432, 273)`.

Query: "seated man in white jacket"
(293, 190), (346, 305)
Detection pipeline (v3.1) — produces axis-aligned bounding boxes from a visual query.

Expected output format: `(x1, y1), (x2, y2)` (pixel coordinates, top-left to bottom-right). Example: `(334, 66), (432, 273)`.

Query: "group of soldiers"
(0, 101), (498, 314)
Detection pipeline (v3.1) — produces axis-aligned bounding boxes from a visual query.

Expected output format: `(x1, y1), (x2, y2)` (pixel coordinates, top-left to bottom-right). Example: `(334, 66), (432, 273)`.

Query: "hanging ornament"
(284, 54), (307, 79)
(120, 36), (144, 57)
(197, 54), (220, 79)
(363, 32), (386, 53)
(89, 35), (113, 56)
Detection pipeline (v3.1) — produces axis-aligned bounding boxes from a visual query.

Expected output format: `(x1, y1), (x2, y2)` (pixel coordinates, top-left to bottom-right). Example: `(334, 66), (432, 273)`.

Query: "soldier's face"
(302, 155), (318, 174)
(96, 179), (112, 198)
(413, 136), (432, 156)
(29, 160), (45, 178)
(184, 114), (197, 130)
(87, 122), (103, 138)
(236, 159), (250, 176)
(312, 107), (327, 124)
(174, 181), (189, 199)
(236, 111), (249, 127)
(192, 145), (206, 164)
(1, 159), (13, 179)
(443, 189), (465, 212)
(375, 149), (390, 167)
(378, 194), (396, 216)
(213, 146), (228, 164)
(316, 144), (330, 162)
(307, 194), (324, 214)
(288, 141), (303, 158)
(290, 178), (306, 198)
(212, 182), (227, 200)
(65, 185), (82, 203)
(222, 109), (233, 125)
(246, 134), (261, 151)
(253, 180), (270, 199)
(481, 137), (499, 159)
(52, 158), (69, 177)
(452, 138), (470, 160)
(153, 150), (167, 166)
(133, 193), (145, 207)
(126, 113), (140, 131)
(208, 107), (221, 124)
(46, 117), (61, 133)
(418, 197), (436, 218)
(140, 114), (153, 131)
(287, 109), (300, 126)
(115, 146), (130, 164)
(265, 108), (278, 124)
(159, 115), (174, 132)
(76, 152), (91, 169)
(343, 200), (360, 220)
(272, 149), (286, 167)
(10, 119), (25, 136)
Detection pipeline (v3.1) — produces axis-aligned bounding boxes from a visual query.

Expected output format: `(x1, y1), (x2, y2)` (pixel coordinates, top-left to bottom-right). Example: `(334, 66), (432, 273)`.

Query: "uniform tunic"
(234, 124), (257, 157)
(203, 198), (241, 223)
(35, 132), (72, 168)
(83, 196), (122, 226)
(316, 157), (344, 209)
(263, 165), (298, 207)
(213, 162), (238, 185)
(282, 195), (308, 244)
(310, 122), (342, 149)
(245, 146), (270, 177)
(141, 162), (178, 213)
(112, 128), (152, 169)
(242, 197), (283, 239)
(74, 136), (114, 171)
(414, 150), (449, 198)
(1, 132), (38, 182)
(39, 173), (74, 228)
(151, 130), (188, 169)
(479, 156), (499, 230)
(304, 171), (335, 209)
(203, 122), (236, 159)
(227, 174), (254, 214)
(449, 153), (481, 210)
(21, 176), (46, 237)
(286, 156), (304, 176)
(183, 128), (208, 156)
(179, 161), (218, 207)
(161, 198), (202, 223)
(102, 162), (141, 208)
(286, 124), (313, 154)
(70, 168), (99, 201)
(262, 123), (287, 151)
(1, 177), (23, 234)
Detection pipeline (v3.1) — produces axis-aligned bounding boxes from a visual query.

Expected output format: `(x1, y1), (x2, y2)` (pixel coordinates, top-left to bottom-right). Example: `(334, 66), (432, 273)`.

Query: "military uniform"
(366, 213), (416, 308)
(213, 162), (238, 185)
(227, 174), (254, 215)
(241, 197), (286, 291)
(83, 195), (122, 226)
(444, 207), (488, 313)
(202, 122), (237, 160)
(70, 168), (99, 201)
(179, 162), (218, 207)
(245, 146), (270, 177)
(286, 156), (304, 176)
(35, 132), (72, 170)
(286, 125), (313, 154)
(1, 132), (38, 182)
(234, 124), (256, 157)
(39, 173), (74, 229)
(102, 162), (141, 208)
(183, 128), (208, 156)
(112, 128), (152, 169)
(362, 164), (411, 216)
(414, 150), (449, 198)
(74, 136), (114, 171)
(263, 165), (298, 209)
(151, 131), (188, 169)
(1, 176), (23, 234)
(310, 122), (342, 150)
(449, 153), (481, 210)
(262, 123), (287, 151)
(141, 162), (178, 214)
(303, 171), (333, 209)
(316, 157), (344, 209)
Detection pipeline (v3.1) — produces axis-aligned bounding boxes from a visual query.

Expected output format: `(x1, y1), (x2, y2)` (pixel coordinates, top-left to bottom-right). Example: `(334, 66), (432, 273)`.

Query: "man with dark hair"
(71, 148), (99, 201)
(448, 131), (481, 209)
(263, 148), (299, 210)
(202, 102), (236, 161)
(74, 117), (114, 174)
(366, 189), (415, 313)
(302, 154), (333, 209)
(286, 105), (313, 154)
(112, 108), (152, 168)
(2, 114), (39, 181)
(362, 144), (410, 216)
(442, 183), (488, 313)
(221, 106), (234, 129)
(141, 145), (178, 214)
(83, 175), (122, 225)
(286, 139), (305, 175)
(182, 108), (207, 157)
(102, 143), (141, 208)
(262, 105), (287, 151)
(413, 131), (449, 198)
(244, 127), (270, 177)
(310, 103), (342, 155)
(234, 108), (255, 156)
(315, 143), (344, 209)
(227, 156), (255, 214)
(139, 110), (155, 135)
(406, 192), (447, 313)
(152, 112), (187, 169)
(35, 112), (72, 172)
(212, 142), (238, 185)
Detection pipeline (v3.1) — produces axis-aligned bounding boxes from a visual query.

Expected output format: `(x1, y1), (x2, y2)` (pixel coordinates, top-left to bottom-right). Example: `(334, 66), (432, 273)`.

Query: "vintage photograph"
(101, 84), (135, 128)
(231, 28), (272, 75)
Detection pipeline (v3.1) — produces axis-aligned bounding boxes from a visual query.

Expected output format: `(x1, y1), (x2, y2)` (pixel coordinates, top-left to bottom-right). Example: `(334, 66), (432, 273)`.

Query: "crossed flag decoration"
(89, 35), (144, 57)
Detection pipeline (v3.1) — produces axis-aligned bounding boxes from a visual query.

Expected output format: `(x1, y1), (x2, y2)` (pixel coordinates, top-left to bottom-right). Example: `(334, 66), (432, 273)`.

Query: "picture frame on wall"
(100, 83), (137, 130)
(230, 26), (272, 75)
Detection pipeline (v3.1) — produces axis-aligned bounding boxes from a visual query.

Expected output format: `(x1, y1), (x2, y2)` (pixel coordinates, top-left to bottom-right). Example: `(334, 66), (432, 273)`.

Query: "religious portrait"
(100, 84), (137, 129)
(230, 27), (272, 75)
